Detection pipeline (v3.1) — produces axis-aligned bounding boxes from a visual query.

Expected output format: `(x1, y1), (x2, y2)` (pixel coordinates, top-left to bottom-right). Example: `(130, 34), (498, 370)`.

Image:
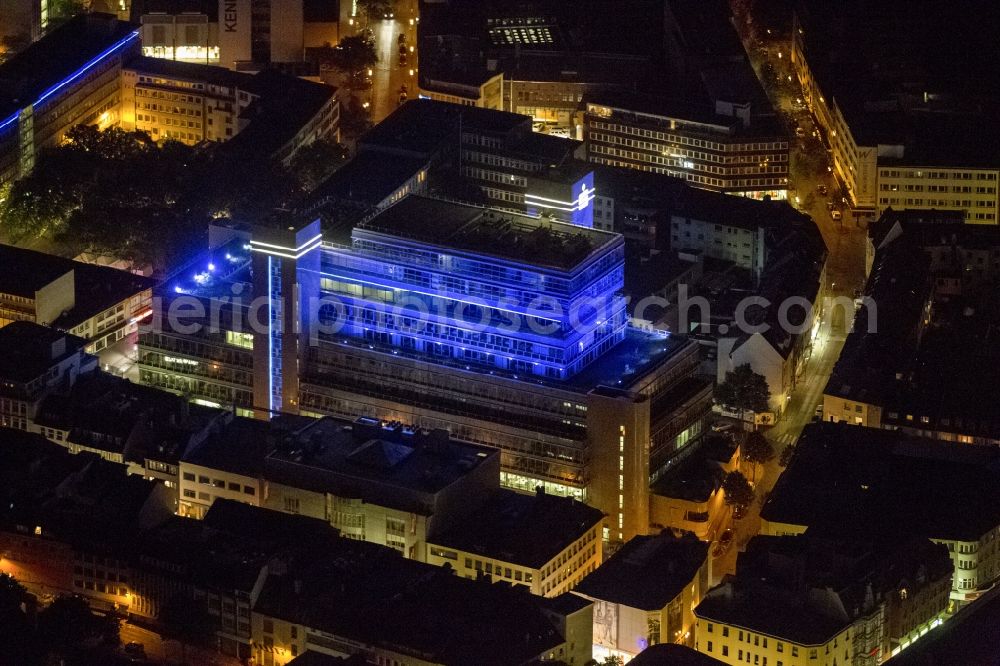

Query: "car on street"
(123, 643), (146, 662)
(399, 43), (407, 56)
(382, 10), (394, 19)
(817, 184), (828, 196)
(398, 33), (406, 45)
(795, 126), (805, 138)
(713, 529), (734, 557)
(398, 91), (408, 105)
(398, 52), (407, 67)
(831, 209), (843, 221)
(813, 404), (824, 422)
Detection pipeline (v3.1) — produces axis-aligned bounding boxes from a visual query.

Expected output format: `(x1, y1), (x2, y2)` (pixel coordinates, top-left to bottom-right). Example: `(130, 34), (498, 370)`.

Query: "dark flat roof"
(574, 533), (708, 611)
(125, 55), (255, 89)
(255, 556), (563, 666)
(358, 195), (618, 271)
(222, 71), (336, 160)
(310, 151), (428, 205)
(761, 422), (1000, 541)
(629, 644), (726, 666)
(0, 244), (156, 327)
(0, 322), (87, 384)
(429, 489), (603, 569)
(0, 244), (74, 297)
(264, 416), (498, 513)
(0, 14), (137, 121)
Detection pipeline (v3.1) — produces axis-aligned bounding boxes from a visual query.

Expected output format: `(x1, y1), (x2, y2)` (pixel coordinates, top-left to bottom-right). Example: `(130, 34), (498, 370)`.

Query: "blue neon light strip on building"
(0, 30), (138, 137)
(0, 113), (18, 133)
(268, 255), (275, 414)
(34, 31), (139, 108)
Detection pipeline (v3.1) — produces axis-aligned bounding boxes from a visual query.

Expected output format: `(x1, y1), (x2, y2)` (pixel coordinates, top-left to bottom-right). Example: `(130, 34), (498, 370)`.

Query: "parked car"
(795, 126), (805, 138)
(398, 33), (406, 45)
(399, 43), (407, 56)
(831, 209), (843, 221)
(123, 643), (146, 662)
(712, 529), (734, 557)
(813, 404), (824, 422)
(398, 52), (408, 67)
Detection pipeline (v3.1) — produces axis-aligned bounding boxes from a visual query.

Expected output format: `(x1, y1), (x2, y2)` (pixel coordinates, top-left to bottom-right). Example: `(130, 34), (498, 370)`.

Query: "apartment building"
(761, 423), (1000, 606)
(695, 532), (952, 665)
(824, 221), (1000, 443)
(250, 548), (586, 666)
(574, 532), (711, 663)
(426, 488), (603, 597)
(0, 244), (154, 370)
(0, 322), (96, 430)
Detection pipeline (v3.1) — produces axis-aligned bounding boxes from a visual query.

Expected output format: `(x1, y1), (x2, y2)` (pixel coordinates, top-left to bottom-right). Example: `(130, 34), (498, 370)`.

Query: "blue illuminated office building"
(141, 198), (713, 542)
(0, 14), (140, 184)
(318, 196), (625, 381)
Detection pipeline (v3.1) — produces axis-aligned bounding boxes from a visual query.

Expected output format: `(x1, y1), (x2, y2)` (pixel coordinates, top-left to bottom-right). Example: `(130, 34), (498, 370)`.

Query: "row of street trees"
(0, 125), (348, 270)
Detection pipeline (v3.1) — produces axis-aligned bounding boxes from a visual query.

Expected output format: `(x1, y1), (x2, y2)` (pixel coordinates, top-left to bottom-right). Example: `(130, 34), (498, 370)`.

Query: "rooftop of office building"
(183, 414), (312, 478)
(0, 13), (137, 122)
(124, 55), (256, 89)
(264, 416), (499, 513)
(761, 422), (1000, 542)
(429, 488), (603, 569)
(221, 70), (336, 161)
(796, 0), (1000, 161)
(357, 195), (618, 271)
(0, 322), (88, 385)
(574, 532), (708, 611)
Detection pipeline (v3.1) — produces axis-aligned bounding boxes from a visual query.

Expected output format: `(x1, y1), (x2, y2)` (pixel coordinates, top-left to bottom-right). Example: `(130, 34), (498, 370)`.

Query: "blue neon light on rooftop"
(0, 30), (138, 137)
(34, 31), (139, 108)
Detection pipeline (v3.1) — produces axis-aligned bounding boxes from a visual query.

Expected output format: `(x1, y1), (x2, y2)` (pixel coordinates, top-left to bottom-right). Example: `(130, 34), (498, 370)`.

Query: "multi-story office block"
(0, 13), (139, 184)
(296, 197), (711, 540)
(141, 198), (712, 542)
(585, 98), (790, 200)
(121, 56), (258, 143)
(790, 0), (1000, 222)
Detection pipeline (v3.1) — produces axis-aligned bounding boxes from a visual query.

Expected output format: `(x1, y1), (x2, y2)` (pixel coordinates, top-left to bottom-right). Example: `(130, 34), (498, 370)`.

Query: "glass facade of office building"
(315, 210), (628, 381)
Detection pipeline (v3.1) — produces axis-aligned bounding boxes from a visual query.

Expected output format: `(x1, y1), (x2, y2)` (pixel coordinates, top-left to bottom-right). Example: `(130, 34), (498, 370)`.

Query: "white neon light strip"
(250, 233), (323, 253)
(250, 239), (323, 260)
(523, 189), (594, 207)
